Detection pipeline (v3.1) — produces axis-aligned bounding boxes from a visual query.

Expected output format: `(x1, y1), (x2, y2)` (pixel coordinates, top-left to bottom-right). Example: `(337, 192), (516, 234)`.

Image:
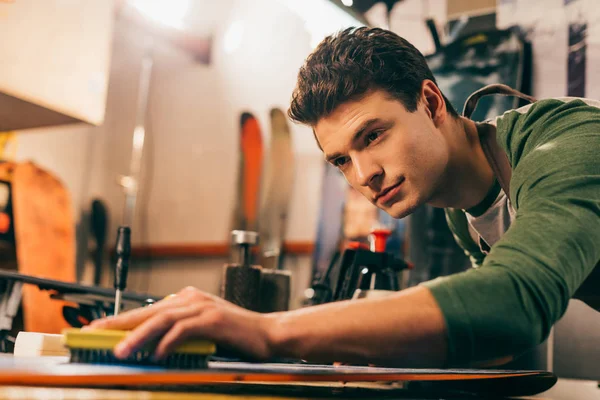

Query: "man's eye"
(366, 130), (382, 144)
(333, 157), (348, 167)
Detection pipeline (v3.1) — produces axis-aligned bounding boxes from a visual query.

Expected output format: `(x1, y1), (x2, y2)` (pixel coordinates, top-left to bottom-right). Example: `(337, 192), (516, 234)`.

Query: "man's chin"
(381, 199), (421, 219)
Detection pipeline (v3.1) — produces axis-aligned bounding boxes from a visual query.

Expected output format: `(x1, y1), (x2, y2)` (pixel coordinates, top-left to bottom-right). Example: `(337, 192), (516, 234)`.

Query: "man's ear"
(421, 80), (447, 127)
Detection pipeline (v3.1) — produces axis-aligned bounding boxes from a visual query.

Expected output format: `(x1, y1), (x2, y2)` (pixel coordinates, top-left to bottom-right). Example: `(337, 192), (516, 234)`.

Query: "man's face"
(314, 89), (450, 219)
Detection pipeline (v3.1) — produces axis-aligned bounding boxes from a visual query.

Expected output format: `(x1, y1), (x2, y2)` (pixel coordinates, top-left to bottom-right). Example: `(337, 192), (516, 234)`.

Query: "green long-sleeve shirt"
(423, 98), (600, 366)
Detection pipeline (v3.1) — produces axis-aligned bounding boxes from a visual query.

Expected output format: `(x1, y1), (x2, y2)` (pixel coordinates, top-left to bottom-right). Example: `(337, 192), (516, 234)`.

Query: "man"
(89, 27), (600, 368)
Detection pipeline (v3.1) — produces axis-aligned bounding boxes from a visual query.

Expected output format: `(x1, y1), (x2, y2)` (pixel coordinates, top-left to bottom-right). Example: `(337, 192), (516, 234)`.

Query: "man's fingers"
(88, 295), (185, 330)
(113, 304), (203, 359)
(153, 308), (225, 360)
(153, 317), (200, 360)
(88, 287), (220, 331)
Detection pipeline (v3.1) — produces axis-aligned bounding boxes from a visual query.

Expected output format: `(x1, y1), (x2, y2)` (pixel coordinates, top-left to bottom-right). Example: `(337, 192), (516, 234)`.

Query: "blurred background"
(0, 0), (598, 394)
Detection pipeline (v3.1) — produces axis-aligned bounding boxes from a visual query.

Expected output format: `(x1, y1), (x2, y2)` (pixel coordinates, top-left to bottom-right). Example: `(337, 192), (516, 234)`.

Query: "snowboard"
(257, 108), (294, 270)
(0, 356), (558, 397)
(0, 162), (77, 334)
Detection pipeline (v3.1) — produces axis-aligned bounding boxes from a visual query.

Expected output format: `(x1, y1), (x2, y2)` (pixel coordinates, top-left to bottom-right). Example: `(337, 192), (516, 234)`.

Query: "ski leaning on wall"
(258, 108), (295, 270)
(230, 112), (264, 262)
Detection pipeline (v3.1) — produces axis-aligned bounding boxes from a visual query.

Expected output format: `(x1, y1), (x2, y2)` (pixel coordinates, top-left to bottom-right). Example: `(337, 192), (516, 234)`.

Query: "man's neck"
(429, 117), (495, 210)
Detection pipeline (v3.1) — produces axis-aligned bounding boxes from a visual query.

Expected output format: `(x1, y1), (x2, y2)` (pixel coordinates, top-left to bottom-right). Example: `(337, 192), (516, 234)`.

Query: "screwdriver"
(113, 226), (131, 316)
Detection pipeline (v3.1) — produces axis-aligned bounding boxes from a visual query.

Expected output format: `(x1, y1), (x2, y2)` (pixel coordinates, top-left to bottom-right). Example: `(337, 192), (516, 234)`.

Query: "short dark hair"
(288, 27), (457, 126)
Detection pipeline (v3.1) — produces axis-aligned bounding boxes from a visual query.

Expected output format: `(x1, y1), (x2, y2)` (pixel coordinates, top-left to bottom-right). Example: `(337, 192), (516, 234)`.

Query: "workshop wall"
(12, 0), (358, 309)
(105, 0), (339, 306)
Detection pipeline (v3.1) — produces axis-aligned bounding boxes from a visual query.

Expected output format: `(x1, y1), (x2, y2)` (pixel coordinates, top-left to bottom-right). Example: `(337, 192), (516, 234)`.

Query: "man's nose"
(353, 153), (382, 187)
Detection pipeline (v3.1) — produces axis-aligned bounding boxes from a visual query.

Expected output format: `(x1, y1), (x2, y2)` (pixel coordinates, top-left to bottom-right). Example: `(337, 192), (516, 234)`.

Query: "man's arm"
(89, 284), (449, 367)
(268, 285), (447, 367)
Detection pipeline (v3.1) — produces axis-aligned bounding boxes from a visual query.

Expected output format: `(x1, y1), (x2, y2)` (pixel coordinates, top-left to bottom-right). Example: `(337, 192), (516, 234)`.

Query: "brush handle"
(113, 226), (131, 291)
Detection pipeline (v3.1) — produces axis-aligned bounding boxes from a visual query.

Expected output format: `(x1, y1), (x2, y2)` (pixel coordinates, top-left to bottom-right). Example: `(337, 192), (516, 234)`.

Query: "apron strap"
(477, 124), (514, 199)
(463, 83), (537, 119)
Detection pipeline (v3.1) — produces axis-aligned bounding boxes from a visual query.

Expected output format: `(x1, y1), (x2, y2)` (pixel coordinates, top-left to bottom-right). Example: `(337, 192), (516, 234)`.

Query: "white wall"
(11, 0), (361, 308)
(108, 0), (337, 306)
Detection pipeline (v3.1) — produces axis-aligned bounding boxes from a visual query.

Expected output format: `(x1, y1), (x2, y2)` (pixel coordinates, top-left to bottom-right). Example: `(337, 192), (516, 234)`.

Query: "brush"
(62, 328), (216, 369)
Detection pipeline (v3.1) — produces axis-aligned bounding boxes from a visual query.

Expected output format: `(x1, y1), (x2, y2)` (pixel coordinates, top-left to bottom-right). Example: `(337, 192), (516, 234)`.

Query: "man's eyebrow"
(324, 118), (381, 163)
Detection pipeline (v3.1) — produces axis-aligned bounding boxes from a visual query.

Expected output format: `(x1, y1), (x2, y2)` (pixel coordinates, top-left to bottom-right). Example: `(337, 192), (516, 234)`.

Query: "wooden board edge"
(0, 370), (551, 387)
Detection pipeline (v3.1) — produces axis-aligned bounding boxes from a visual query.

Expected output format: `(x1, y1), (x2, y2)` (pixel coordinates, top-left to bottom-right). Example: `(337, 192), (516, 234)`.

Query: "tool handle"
(231, 230), (259, 267)
(113, 226), (131, 291)
(370, 228), (391, 252)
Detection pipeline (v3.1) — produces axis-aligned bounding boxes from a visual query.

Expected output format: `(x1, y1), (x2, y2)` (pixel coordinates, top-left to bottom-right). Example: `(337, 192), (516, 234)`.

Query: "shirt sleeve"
(423, 99), (600, 366)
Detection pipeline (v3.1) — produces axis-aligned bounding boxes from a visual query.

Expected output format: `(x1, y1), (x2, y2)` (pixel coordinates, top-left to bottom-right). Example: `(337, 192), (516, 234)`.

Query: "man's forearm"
(265, 286), (448, 367)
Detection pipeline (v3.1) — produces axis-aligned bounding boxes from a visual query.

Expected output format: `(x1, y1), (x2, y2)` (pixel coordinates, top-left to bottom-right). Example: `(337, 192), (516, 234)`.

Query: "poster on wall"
(565, 0), (587, 97)
(497, 0), (588, 98)
(496, 0), (568, 98)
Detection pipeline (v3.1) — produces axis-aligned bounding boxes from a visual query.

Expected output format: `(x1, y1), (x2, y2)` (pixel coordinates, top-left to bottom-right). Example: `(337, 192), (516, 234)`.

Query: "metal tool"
(221, 230), (262, 311)
(369, 228), (392, 253)
(113, 226), (131, 316)
(305, 243), (412, 306)
(258, 268), (291, 313)
(232, 230), (258, 267)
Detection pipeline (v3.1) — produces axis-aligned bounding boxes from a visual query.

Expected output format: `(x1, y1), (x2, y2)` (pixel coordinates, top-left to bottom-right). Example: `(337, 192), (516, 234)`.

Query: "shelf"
(0, 0), (114, 131)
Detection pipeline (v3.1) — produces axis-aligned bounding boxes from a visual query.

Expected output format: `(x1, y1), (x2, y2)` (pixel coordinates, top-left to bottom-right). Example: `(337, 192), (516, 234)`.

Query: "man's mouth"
(374, 178), (405, 206)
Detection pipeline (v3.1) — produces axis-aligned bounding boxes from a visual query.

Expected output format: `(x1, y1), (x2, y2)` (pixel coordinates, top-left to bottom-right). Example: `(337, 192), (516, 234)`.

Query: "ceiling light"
(129, 0), (190, 30)
(277, 0), (363, 48)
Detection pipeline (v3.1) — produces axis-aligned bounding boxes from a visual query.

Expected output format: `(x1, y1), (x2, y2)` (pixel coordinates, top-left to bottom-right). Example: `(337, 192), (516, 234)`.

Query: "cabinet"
(0, 0), (115, 131)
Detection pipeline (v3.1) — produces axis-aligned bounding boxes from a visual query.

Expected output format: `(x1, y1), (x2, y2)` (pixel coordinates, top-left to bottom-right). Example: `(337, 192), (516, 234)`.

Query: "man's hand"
(87, 286), (274, 361)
